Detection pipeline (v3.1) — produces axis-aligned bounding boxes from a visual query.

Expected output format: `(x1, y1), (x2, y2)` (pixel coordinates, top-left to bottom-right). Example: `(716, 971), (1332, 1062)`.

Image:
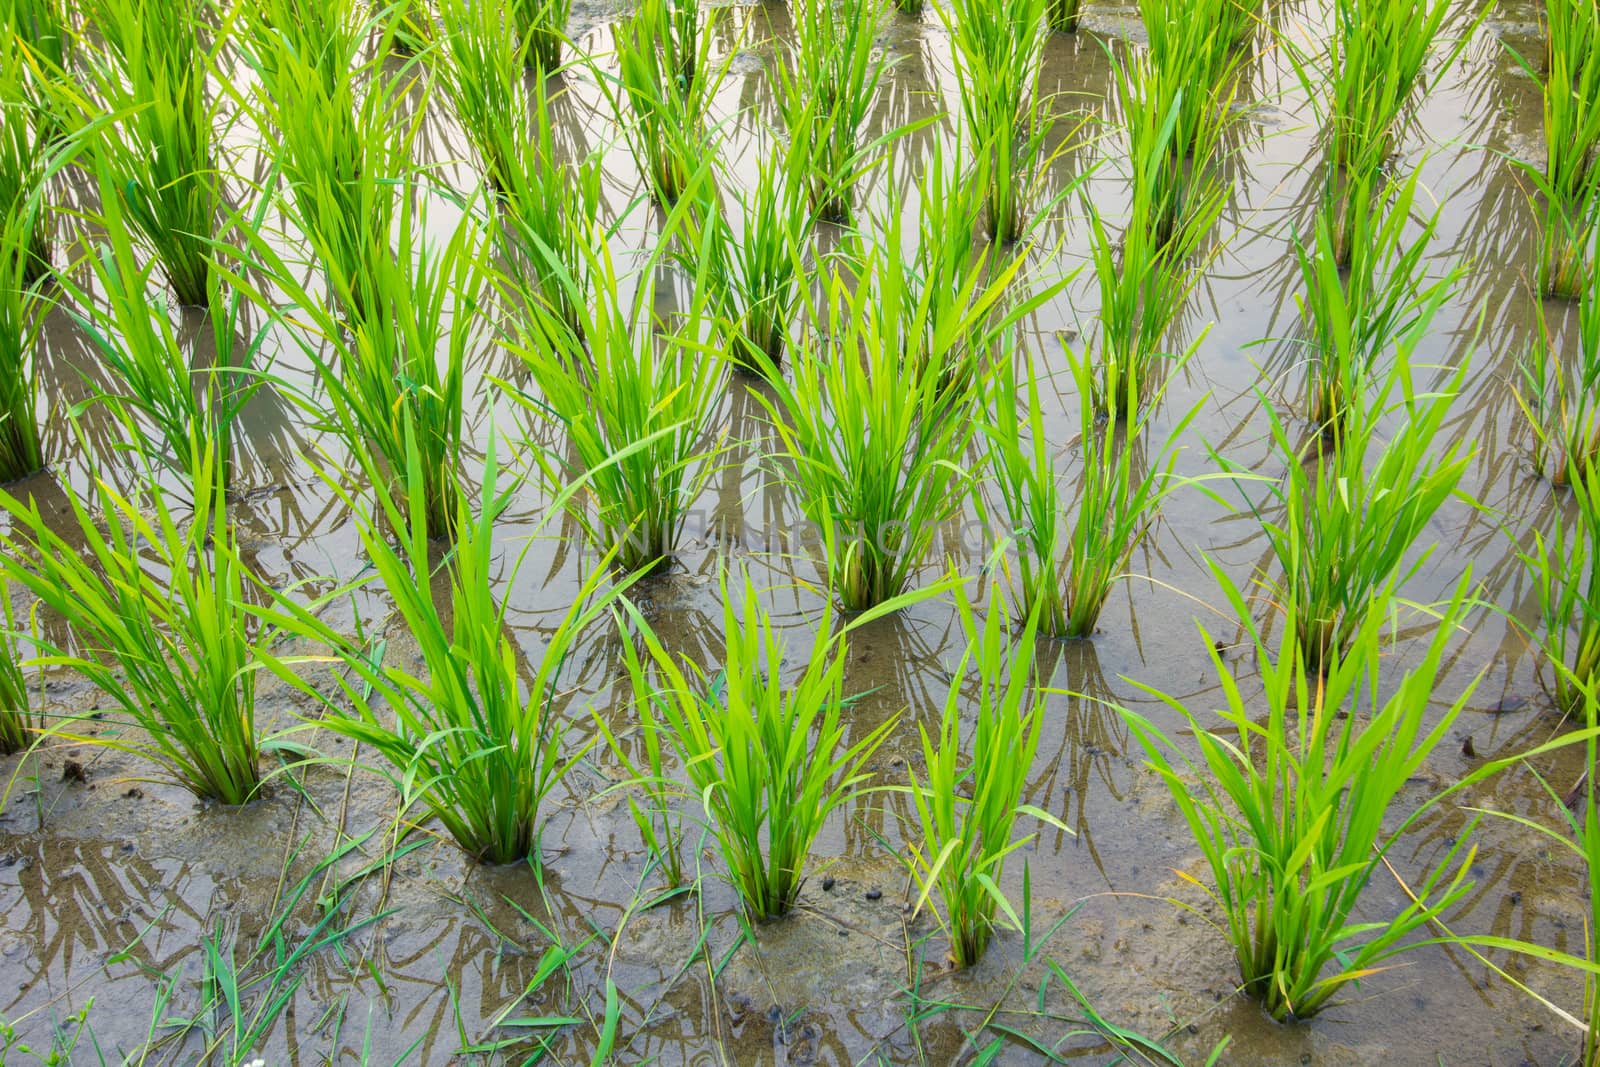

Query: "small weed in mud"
(1123, 571), (1482, 1022)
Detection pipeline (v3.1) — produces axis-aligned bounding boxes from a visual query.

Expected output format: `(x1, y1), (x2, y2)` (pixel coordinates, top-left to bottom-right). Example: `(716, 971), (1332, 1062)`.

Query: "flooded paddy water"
(1, 0), (1595, 1063)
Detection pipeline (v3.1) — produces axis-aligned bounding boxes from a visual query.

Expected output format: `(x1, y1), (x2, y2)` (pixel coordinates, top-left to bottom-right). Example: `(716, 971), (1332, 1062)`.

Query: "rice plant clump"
(983, 335), (1195, 638)
(620, 568), (897, 919)
(502, 233), (728, 573)
(0, 64), (46, 482)
(937, 0), (1051, 244)
(904, 582), (1066, 968)
(756, 233), (1034, 611)
(0, 436), (267, 804)
(1123, 571), (1482, 1021)
(257, 443), (637, 866)
(610, 0), (727, 205)
(1294, 167), (1459, 434)
(1222, 356), (1471, 673)
(675, 146), (812, 375)
(1523, 457), (1600, 715)
(0, 41), (50, 286)
(775, 0), (891, 223)
(81, 0), (228, 306)
(1517, 241), (1600, 483)
(0, 585), (33, 755)
(512, 0), (572, 71)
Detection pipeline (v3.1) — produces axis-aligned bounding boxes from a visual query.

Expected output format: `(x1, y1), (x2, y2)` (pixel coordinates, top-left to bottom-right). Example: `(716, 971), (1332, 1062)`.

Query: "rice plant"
(59, 158), (259, 483)
(1517, 248), (1600, 484)
(600, 633), (690, 887)
(512, 0), (571, 71)
(1046, 0), (1082, 33)
(81, 0), (227, 306)
(0, 37), (51, 286)
(500, 232), (728, 573)
(1522, 458), (1600, 715)
(936, 0), (1050, 244)
(0, 430), (267, 804)
(1507, 0), (1600, 297)
(675, 144), (811, 375)
(0, 584), (33, 755)
(0, 122), (45, 484)
(229, 181), (491, 539)
(609, 0), (726, 205)
(6, 0), (73, 146)
(903, 582), (1066, 968)
(1122, 569), (1482, 1021)
(1221, 356), (1471, 673)
(256, 439), (637, 865)
(982, 334), (1196, 638)
(240, 0), (412, 326)
(775, 0), (891, 223)
(1294, 167), (1459, 434)
(1139, 0), (1249, 158)
(756, 233), (1037, 611)
(434, 0), (536, 197)
(617, 568), (901, 919)
(1087, 57), (1227, 419)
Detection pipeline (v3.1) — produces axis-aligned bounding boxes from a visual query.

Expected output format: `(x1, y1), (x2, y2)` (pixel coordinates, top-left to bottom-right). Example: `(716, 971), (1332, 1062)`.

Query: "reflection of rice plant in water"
(904, 581), (1066, 968)
(937, 0), (1050, 244)
(0, 436), (267, 804)
(983, 334), (1195, 638)
(80, 0), (228, 306)
(775, 0), (890, 223)
(676, 147), (811, 376)
(1220, 357), (1472, 673)
(1294, 167), (1459, 435)
(617, 568), (903, 919)
(501, 231), (728, 573)
(1122, 570), (1482, 1022)
(257, 442), (639, 866)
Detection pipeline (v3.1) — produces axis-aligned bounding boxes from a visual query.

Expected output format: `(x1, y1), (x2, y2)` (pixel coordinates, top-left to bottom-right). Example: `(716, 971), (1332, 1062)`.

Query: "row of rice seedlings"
(0, 432), (268, 804)
(675, 148), (813, 375)
(756, 217), (1046, 612)
(1124, 568), (1482, 1021)
(501, 229), (729, 573)
(257, 437), (641, 865)
(1517, 0), (1600, 298)
(79, 0), (228, 307)
(1222, 355), (1471, 673)
(239, 0), (411, 326)
(936, 0), (1051, 244)
(982, 334), (1194, 638)
(58, 157), (259, 484)
(235, 180), (491, 540)
(903, 583), (1065, 968)
(1518, 247), (1600, 484)
(618, 568), (914, 918)
(609, 0), (727, 205)
(1088, 53), (1227, 419)
(774, 0), (890, 223)
(1294, 167), (1458, 435)
(1522, 460), (1600, 715)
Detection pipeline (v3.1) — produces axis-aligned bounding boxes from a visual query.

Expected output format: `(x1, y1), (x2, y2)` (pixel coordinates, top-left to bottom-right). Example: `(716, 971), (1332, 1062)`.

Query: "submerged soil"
(1, 0), (1593, 1063)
